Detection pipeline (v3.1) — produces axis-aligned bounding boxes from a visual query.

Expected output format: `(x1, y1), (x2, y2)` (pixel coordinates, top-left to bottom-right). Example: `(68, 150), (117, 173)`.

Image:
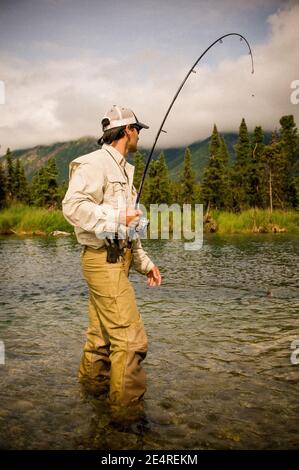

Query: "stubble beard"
(129, 141), (138, 153)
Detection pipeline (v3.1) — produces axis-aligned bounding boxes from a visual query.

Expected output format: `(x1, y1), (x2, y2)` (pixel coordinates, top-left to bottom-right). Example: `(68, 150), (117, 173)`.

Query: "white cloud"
(0, 2), (299, 154)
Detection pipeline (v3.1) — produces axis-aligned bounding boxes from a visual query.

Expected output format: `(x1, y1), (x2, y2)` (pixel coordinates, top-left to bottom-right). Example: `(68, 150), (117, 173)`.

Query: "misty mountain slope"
(1, 132), (271, 183)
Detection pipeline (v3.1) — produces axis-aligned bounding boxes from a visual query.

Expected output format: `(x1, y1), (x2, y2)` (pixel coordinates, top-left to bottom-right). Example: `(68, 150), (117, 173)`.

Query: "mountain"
(0, 137), (99, 183)
(0, 132), (271, 183)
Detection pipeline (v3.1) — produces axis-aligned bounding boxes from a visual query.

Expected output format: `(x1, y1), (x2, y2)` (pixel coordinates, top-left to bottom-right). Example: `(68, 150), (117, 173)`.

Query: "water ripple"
(0, 235), (298, 449)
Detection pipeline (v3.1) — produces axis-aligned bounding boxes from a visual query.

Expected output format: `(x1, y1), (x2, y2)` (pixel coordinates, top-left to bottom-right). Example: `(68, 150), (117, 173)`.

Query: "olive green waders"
(79, 246), (148, 407)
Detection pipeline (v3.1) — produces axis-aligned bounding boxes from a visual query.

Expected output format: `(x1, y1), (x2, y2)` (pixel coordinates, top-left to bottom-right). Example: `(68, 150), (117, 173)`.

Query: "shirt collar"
(102, 144), (126, 168)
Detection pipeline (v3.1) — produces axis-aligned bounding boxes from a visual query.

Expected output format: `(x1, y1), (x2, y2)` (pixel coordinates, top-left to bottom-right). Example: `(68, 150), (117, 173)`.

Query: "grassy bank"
(0, 204), (72, 235)
(0, 204), (298, 236)
(212, 208), (299, 234)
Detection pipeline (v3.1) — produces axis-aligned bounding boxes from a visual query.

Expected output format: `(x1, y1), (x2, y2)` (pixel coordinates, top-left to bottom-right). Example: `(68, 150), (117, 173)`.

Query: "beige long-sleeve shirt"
(62, 144), (154, 275)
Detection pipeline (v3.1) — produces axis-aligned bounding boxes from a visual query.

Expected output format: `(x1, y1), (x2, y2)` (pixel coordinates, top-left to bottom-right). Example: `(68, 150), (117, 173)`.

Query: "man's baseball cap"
(101, 105), (149, 132)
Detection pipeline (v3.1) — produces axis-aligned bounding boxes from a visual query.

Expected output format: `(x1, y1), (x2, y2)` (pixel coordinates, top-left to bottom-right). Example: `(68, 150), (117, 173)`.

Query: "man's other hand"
(147, 266), (162, 287)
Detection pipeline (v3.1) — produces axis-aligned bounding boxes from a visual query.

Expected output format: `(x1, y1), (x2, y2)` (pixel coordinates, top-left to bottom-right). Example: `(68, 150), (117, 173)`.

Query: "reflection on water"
(0, 234), (298, 449)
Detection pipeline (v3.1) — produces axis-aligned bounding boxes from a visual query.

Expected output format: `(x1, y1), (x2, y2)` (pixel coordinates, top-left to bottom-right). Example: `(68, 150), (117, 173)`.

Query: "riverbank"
(0, 204), (298, 235)
(211, 209), (299, 234)
(0, 204), (72, 235)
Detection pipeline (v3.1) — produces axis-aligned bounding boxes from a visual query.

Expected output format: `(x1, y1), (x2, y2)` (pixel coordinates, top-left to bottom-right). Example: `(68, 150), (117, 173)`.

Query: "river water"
(0, 234), (298, 450)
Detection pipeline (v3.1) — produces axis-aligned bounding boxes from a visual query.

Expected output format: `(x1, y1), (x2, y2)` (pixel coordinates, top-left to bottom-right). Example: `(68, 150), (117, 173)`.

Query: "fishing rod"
(135, 32), (254, 209)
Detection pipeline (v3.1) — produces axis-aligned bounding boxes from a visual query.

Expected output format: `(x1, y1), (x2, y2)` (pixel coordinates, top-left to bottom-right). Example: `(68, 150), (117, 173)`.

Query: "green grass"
(212, 208), (299, 234)
(0, 204), (73, 235)
(0, 205), (298, 236)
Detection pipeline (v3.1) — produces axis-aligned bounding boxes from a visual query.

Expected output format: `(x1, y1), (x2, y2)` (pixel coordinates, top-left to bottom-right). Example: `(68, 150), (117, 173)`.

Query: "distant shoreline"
(0, 204), (298, 236)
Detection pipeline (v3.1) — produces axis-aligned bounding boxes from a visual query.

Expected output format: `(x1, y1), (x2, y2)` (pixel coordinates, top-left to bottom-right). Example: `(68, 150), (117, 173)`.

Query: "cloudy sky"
(0, 0), (299, 154)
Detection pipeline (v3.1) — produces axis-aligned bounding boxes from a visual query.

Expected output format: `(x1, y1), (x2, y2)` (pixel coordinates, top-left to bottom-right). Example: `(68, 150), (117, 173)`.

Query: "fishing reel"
(135, 216), (149, 237)
(128, 216), (149, 239)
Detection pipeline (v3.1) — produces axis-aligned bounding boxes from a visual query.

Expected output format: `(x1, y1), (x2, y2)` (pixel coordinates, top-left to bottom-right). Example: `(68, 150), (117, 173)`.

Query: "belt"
(84, 245), (106, 252)
(83, 245), (132, 254)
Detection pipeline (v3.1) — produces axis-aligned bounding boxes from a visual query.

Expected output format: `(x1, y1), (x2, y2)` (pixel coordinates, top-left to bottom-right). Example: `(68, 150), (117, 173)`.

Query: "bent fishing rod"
(135, 32), (254, 209)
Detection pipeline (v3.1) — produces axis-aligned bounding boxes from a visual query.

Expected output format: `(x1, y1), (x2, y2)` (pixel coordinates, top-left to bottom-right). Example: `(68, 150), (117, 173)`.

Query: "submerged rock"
(14, 400), (34, 412)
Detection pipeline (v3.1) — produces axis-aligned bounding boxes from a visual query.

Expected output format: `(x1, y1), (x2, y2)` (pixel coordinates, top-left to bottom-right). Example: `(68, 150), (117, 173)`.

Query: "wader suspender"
(104, 149), (130, 263)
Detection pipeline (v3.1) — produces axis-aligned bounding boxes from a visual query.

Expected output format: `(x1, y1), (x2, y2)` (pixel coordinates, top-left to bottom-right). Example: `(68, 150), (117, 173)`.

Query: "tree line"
(0, 114), (298, 212)
(0, 153), (66, 209)
(134, 114), (299, 212)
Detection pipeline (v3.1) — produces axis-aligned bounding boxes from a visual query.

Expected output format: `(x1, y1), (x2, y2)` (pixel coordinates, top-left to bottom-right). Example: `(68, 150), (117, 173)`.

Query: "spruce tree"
(201, 126), (230, 211)
(179, 147), (196, 204)
(31, 158), (59, 207)
(31, 167), (46, 207)
(14, 159), (21, 200)
(18, 161), (30, 204)
(219, 135), (230, 166)
(279, 115), (299, 208)
(132, 151), (149, 206)
(0, 162), (7, 209)
(193, 182), (202, 204)
(5, 148), (14, 203)
(248, 126), (266, 208)
(147, 153), (172, 205)
(133, 151), (145, 190)
(46, 158), (59, 206)
(57, 180), (68, 209)
(147, 160), (158, 205)
(262, 131), (286, 211)
(171, 181), (181, 204)
(231, 118), (251, 211)
(219, 135), (232, 209)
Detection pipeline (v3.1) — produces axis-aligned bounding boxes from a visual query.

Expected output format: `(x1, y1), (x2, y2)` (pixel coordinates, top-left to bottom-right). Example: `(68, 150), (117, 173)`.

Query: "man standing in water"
(62, 105), (161, 412)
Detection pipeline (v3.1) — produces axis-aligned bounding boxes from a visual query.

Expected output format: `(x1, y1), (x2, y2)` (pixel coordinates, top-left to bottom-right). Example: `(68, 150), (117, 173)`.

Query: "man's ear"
(124, 125), (131, 138)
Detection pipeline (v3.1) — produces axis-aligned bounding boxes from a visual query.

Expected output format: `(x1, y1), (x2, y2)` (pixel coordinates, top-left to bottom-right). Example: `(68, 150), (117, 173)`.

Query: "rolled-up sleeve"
(132, 237), (155, 275)
(62, 163), (120, 234)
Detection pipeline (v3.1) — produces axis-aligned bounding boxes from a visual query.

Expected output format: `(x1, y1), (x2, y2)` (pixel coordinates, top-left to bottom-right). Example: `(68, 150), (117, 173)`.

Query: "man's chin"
(129, 144), (138, 153)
